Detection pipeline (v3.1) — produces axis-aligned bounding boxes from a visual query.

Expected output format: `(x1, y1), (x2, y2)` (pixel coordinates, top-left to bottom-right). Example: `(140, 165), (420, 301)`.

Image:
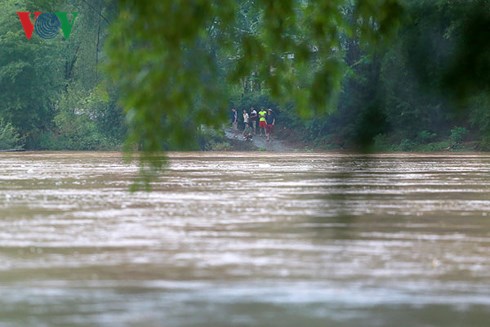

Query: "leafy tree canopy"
(105, 0), (405, 181)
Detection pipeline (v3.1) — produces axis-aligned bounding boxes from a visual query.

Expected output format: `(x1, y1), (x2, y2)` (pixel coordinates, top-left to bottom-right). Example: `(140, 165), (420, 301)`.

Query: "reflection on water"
(0, 152), (489, 326)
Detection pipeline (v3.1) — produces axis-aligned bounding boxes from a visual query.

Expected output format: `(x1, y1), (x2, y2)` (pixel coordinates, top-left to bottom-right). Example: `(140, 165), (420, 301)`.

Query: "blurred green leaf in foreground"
(105, 0), (405, 184)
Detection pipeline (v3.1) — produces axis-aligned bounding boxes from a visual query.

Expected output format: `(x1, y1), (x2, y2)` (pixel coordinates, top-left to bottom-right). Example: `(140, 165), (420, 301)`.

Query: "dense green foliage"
(105, 0), (405, 176)
(0, 118), (24, 150)
(0, 0), (124, 150)
(228, 0), (490, 152)
(0, 0), (488, 158)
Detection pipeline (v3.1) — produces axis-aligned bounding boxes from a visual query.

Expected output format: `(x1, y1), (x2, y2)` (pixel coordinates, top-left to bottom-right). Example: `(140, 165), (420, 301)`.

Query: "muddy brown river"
(0, 152), (489, 326)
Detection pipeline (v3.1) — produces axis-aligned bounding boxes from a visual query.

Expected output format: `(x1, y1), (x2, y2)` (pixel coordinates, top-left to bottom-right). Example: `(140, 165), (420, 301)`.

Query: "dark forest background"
(1, 0), (489, 152)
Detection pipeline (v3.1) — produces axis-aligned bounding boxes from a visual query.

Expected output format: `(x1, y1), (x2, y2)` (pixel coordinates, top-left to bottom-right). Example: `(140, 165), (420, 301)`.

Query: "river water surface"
(0, 152), (489, 326)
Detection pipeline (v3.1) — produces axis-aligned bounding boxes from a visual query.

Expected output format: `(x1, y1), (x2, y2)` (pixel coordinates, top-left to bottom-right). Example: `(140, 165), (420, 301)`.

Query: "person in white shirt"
(242, 109), (249, 132)
(249, 107), (258, 134)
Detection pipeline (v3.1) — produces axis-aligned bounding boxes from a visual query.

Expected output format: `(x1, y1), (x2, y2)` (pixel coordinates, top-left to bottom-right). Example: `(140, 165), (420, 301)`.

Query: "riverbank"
(221, 126), (486, 153)
(223, 128), (302, 152)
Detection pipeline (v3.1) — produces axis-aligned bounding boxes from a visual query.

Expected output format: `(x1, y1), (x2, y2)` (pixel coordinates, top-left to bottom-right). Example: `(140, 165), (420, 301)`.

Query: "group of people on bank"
(231, 107), (276, 142)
